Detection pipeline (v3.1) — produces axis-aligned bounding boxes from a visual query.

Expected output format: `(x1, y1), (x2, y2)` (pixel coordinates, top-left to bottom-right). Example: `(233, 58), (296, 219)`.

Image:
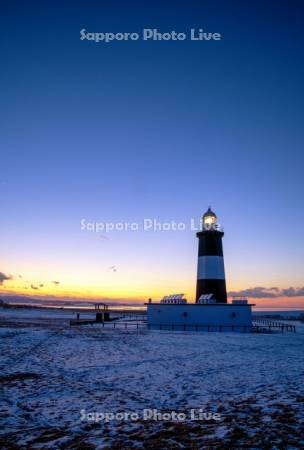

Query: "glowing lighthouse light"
(203, 207), (217, 228)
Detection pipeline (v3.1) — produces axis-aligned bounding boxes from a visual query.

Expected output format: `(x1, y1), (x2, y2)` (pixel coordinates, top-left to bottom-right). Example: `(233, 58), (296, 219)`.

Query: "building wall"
(147, 304), (252, 331)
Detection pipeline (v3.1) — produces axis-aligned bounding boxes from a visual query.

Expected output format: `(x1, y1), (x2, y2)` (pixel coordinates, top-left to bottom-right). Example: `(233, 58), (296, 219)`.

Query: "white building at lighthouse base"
(146, 295), (254, 332)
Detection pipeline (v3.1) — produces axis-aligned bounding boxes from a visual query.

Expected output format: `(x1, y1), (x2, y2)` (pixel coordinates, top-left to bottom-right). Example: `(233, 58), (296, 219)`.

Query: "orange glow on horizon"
(1, 282), (304, 309)
(1, 266), (303, 308)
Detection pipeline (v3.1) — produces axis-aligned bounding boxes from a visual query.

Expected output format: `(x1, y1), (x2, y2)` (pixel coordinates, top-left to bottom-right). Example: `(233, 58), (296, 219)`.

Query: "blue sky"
(1, 0), (304, 306)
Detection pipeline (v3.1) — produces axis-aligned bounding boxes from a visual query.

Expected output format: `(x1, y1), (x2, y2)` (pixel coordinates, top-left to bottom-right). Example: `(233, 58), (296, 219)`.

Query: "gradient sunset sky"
(1, 1), (304, 308)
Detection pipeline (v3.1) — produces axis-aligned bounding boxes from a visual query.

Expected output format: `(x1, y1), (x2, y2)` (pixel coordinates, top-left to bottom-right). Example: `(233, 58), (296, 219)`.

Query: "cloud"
(228, 286), (304, 298)
(30, 284), (40, 290)
(52, 281), (60, 285)
(0, 272), (12, 285)
(280, 287), (304, 297)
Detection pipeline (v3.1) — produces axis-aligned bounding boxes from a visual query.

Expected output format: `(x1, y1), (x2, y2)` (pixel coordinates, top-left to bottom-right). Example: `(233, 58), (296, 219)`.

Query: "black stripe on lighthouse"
(195, 230), (227, 303)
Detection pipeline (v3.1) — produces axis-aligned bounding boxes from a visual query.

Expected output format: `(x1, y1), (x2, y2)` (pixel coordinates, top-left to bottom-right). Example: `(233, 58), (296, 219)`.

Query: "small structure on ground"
(95, 303), (110, 322)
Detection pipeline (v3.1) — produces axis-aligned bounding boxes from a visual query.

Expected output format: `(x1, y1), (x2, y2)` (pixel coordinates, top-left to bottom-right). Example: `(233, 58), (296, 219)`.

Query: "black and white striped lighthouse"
(195, 207), (227, 303)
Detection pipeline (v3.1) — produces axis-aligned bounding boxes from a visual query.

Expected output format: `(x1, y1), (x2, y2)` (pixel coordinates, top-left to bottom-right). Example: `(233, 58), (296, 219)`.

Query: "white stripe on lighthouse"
(197, 256), (225, 280)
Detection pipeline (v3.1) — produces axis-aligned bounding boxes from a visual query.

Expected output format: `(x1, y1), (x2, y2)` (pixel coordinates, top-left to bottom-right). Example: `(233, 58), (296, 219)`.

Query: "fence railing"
(147, 324), (251, 332)
(89, 321), (252, 332)
(252, 317), (296, 333)
(70, 319), (296, 333)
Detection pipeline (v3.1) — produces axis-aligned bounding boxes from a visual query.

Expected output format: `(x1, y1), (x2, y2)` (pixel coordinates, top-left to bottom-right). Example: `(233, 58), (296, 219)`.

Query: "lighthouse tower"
(195, 207), (227, 303)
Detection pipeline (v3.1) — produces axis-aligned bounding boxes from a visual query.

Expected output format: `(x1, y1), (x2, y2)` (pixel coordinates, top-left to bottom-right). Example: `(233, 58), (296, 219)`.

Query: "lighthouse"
(147, 207), (254, 331)
(195, 207), (227, 303)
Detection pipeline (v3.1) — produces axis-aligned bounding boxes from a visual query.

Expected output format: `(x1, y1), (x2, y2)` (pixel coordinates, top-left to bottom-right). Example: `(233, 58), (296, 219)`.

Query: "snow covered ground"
(0, 308), (303, 449)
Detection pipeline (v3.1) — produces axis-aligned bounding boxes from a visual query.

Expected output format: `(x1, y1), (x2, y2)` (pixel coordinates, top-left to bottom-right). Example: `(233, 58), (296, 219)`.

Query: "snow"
(1, 307), (304, 449)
